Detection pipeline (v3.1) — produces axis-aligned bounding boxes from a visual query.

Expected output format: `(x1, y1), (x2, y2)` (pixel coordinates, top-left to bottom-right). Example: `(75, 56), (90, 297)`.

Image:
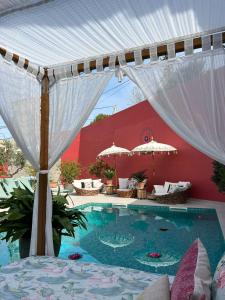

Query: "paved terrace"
(68, 194), (225, 239)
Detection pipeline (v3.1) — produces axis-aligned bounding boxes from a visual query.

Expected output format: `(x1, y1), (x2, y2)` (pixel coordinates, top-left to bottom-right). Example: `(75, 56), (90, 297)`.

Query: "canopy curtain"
(123, 48), (225, 164)
(0, 55), (112, 255)
(1, 0), (225, 67)
(30, 71), (112, 255)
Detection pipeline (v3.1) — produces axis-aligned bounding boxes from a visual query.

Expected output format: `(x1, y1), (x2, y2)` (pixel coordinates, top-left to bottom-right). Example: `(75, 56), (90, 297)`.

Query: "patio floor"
(68, 194), (225, 239)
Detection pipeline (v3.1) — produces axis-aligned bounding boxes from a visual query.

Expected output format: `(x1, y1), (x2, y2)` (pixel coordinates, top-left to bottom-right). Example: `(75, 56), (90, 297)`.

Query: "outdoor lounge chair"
(19, 177), (34, 193)
(0, 183), (10, 199)
(116, 178), (138, 198)
(73, 179), (103, 196)
(150, 181), (191, 204)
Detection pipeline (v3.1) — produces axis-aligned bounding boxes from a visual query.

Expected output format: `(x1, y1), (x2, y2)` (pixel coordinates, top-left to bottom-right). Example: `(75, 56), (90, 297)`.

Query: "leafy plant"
(212, 161), (225, 193)
(0, 140), (26, 177)
(88, 159), (109, 178)
(131, 170), (148, 182)
(104, 168), (115, 180)
(0, 187), (87, 247)
(60, 161), (81, 184)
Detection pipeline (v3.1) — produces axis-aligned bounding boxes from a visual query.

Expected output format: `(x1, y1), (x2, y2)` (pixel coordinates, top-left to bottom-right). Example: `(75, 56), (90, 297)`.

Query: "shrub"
(60, 161), (81, 184)
(212, 161), (225, 193)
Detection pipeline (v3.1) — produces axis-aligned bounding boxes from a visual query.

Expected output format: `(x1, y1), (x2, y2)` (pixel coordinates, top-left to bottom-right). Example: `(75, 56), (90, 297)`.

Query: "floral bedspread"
(0, 256), (174, 299)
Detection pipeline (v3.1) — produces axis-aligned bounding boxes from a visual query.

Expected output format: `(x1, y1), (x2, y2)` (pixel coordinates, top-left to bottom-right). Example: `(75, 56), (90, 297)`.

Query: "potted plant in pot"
(104, 168), (116, 185)
(0, 187), (87, 258)
(131, 170), (148, 189)
(60, 160), (81, 192)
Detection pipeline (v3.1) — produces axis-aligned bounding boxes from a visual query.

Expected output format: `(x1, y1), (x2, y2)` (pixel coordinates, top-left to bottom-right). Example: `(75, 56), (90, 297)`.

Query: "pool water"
(0, 203), (224, 275)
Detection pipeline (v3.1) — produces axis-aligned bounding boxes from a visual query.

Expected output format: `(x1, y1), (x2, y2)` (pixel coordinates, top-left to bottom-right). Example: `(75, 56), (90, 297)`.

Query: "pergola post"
(37, 68), (49, 255)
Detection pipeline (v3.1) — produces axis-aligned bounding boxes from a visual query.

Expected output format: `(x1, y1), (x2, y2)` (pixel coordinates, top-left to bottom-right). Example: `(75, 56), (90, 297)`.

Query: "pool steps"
(169, 206), (188, 212)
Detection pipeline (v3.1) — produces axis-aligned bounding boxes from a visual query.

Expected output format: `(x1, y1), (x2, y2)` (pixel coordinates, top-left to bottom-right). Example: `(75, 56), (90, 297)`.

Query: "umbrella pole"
(114, 156), (117, 187)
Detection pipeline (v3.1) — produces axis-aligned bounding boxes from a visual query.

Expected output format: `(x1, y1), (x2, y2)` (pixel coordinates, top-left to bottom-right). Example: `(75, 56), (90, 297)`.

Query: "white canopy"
(98, 143), (130, 157)
(132, 139), (177, 154)
(0, 0), (225, 67)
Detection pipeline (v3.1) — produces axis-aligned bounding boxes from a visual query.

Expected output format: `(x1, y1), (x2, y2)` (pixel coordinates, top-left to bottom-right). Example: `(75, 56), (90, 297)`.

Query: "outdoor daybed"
(150, 181), (191, 204)
(73, 179), (103, 196)
(0, 238), (222, 299)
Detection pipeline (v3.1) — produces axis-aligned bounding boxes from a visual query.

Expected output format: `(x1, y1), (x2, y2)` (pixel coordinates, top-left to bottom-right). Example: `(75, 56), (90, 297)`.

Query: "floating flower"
(147, 252), (161, 258)
(68, 253), (82, 260)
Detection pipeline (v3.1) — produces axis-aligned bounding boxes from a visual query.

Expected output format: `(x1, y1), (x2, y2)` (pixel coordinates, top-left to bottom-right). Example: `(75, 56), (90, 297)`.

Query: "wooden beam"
(37, 68), (49, 255)
(0, 32), (224, 74)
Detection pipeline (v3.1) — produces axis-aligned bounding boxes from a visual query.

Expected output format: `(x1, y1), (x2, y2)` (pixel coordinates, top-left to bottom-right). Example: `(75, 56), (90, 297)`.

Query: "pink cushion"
(171, 239), (212, 300)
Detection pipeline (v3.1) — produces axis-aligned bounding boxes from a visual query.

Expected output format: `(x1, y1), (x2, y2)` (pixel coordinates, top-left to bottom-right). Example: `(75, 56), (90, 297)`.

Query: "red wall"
(62, 101), (224, 202)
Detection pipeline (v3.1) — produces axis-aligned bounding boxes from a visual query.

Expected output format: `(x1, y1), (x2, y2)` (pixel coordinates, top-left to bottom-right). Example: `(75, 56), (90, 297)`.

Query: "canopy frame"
(1, 29), (225, 76)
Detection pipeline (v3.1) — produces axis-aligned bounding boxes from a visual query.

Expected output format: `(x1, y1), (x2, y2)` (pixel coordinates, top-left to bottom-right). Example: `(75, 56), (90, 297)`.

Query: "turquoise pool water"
(0, 203), (224, 275)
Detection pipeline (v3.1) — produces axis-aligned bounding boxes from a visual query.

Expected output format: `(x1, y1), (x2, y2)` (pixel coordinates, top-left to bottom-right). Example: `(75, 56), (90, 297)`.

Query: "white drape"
(123, 49), (225, 164)
(30, 71), (113, 255)
(1, 0), (225, 66)
(0, 55), (112, 255)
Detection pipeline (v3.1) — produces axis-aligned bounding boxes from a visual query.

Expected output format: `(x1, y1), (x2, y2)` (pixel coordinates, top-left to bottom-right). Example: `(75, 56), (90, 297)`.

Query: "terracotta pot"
(64, 183), (74, 192)
(19, 236), (61, 258)
(137, 182), (145, 189)
(106, 179), (113, 186)
(50, 182), (57, 188)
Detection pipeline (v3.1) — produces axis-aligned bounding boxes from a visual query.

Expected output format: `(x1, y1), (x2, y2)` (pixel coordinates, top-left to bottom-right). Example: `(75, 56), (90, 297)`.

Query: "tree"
(0, 140), (26, 177)
(91, 114), (109, 124)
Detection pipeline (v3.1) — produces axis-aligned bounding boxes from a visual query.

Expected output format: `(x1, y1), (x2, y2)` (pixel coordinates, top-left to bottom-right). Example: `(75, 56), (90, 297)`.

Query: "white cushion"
(119, 178), (129, 189)
(80, 178), (92, 182)
(164, 181), (174, 193)
(154, 185), (167, 195)
(137, 275), (170, 300)
(73, 180), (81, 189)
(92, 179), (102, 188)
(178, 181), (191, 188)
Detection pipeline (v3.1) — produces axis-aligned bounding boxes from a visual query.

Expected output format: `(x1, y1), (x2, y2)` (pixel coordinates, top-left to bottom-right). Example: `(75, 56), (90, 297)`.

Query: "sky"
(0, 76), (143, 139)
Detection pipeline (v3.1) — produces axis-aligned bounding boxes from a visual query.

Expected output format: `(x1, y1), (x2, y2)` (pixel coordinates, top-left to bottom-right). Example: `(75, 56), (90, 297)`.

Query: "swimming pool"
(0, 203), (224, 275)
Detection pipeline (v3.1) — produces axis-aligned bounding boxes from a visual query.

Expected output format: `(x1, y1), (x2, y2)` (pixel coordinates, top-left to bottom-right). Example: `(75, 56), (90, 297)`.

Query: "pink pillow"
(171, 239), (212, 300)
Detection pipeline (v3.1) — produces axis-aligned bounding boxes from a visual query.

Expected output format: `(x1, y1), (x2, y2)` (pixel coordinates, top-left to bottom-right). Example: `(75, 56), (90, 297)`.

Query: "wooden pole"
(37, 68), (49, 255)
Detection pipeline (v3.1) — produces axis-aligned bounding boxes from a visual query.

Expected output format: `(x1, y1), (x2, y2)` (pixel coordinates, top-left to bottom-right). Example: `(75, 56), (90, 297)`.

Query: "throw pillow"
(119, 178), (129, 189)
(164, 181), (177, 193)
(128, 178), (138, 189)
(154, 185), (167, 195)
(84, 181), (92, 189)
(212, 252), (225, 300)
(92, 179), (102, 188)
(137, 275), (170, 300)
(81, 181), (85, 188)
(171, 239), (212, 300)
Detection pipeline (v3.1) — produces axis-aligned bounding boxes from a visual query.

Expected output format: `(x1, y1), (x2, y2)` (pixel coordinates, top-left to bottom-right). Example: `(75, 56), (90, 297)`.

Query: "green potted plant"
(88, 159), (109, 178)
(131, 170), (148, 189)
(212, 161), (225, 193)
(0, 187), (87, 258)
(60, 161), (81, 192)
(104, 168), (116, 185)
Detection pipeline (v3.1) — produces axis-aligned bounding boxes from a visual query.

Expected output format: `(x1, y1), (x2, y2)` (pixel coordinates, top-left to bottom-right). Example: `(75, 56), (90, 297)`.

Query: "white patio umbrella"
(132, 137), (177, 175)
(132, 137), (177, 154)
(97, 143), (131, 184)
